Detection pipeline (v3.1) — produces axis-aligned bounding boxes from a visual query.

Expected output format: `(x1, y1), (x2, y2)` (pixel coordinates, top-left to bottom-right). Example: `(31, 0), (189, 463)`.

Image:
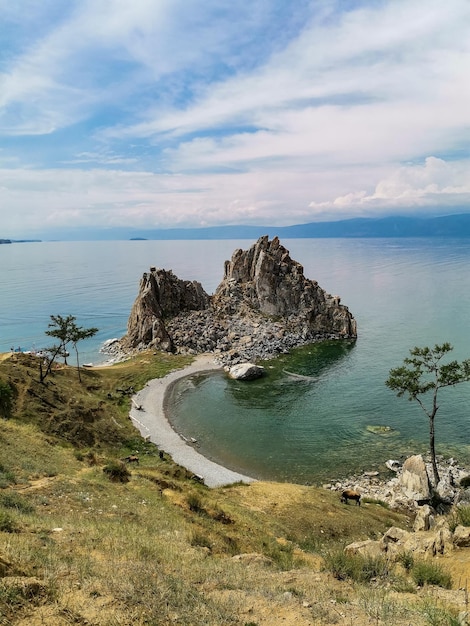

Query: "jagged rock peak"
(213, 236), (357, 337)
(123, 267), (210, 350)
(120, 237), (357, 362)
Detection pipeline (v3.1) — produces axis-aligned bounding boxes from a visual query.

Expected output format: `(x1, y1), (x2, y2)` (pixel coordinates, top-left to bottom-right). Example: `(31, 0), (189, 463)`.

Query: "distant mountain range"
(6, 213), (470, 241)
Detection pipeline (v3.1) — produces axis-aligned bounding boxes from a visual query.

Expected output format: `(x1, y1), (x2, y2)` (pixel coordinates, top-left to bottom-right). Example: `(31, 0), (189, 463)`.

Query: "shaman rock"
(122, 237), (357, 363)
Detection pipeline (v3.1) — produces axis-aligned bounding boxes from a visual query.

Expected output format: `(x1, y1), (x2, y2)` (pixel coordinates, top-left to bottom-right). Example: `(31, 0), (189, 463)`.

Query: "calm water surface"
(2, 238), (470, 482)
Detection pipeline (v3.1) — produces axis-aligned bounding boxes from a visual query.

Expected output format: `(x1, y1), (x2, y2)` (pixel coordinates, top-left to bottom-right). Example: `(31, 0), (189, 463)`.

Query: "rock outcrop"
(123, 268), (210, 353)
(120, 236), (357, 364)
(213, 236), (356, 338)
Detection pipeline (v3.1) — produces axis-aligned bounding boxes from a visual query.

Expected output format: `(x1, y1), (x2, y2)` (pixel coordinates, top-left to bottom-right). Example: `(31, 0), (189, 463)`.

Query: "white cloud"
(1, 0), (470, 234)
(309, 157), (470, 215)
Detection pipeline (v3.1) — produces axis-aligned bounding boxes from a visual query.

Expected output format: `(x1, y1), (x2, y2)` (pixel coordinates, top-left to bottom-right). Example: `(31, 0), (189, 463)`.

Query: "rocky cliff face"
(123, 268), (210, 352)
(213, 236), (356, 337)
(120, 237), (357, 363)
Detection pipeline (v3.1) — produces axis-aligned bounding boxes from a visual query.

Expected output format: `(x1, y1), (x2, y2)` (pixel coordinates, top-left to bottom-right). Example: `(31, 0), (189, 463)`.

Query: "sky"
(1, 0), (470, 238)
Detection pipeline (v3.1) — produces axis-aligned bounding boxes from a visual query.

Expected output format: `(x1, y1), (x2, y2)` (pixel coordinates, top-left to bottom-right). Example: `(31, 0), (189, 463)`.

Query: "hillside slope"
(0, 353), (469, 625)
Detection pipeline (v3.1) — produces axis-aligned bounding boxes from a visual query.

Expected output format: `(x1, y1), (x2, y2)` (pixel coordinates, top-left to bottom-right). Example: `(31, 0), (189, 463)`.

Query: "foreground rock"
(330, 454), (470, 512)
(118, 236), (357, 365)
(228, 363), (265, 380)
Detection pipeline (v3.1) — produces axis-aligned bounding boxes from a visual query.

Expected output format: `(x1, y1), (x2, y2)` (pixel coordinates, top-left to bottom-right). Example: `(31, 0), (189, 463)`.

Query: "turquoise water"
(167, 238), (470, 483)
(2, 238), (470, 482)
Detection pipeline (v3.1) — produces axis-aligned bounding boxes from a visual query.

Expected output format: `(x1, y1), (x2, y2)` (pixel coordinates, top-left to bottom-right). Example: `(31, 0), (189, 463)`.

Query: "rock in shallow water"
(228, 363), (265, 381)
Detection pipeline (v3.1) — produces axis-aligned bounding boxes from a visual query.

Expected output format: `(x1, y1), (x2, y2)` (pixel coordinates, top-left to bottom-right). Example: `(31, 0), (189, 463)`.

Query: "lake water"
(2, 238), (470, 483)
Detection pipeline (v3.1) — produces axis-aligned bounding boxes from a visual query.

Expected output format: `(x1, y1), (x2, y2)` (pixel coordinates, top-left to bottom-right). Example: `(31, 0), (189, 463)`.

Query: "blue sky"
(1, 0), (470, 237)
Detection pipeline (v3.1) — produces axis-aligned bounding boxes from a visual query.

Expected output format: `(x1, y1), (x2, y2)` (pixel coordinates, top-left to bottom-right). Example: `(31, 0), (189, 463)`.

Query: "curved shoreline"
(130, 354), (256, 488)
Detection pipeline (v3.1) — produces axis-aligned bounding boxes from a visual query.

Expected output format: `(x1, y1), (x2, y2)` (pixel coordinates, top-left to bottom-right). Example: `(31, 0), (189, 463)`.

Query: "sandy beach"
(129, 354), (256, 488)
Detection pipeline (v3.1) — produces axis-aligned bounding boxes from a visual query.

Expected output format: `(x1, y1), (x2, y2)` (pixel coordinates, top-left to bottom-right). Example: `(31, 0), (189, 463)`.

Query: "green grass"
(411, 561), (452, 589)
(323, 549), (390, 583)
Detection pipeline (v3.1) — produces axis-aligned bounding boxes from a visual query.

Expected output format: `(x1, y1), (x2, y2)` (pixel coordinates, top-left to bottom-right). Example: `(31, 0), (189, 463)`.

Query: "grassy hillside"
(0, 352), (467, 625)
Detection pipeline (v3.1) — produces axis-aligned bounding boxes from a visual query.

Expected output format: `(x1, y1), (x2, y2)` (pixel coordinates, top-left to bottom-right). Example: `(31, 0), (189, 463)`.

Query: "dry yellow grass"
(1, 352), (470, 625)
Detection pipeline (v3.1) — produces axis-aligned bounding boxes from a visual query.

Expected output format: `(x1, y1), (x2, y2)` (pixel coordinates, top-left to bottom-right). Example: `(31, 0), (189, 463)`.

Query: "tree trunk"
(429, 415), (440, 485)
(74, 345), (82, 383)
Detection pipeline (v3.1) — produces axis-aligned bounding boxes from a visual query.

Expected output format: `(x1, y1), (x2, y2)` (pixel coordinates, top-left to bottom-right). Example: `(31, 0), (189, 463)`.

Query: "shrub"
(0, 492), (34, 514)
(0, 511), (18, 533)
(190, 531), (212, 550)
(324, 549), (390, 583)
(0, 380), (14, 418)
(186, 492), (204, 513)
(459, 475), (470, 488)
(411, 560), (452, 588)
(396, 550), (414, 571)
(419, 599), (461, 625)
(0, 463), (15, 488)
(456, 505), (470, 527)
(103, 460), (130, 483)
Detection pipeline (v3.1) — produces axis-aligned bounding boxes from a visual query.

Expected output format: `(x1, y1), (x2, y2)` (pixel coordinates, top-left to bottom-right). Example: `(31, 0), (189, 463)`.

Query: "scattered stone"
(413, 504), (435, 532)
(231, 553), (273, 566)
(386, 460), (402, 472)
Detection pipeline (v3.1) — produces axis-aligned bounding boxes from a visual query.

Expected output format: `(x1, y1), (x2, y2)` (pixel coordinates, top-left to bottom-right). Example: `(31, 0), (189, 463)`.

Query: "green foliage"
(362, 497), (390, 509)
(396, 550), (414, 571)
(190, 531), (212, 549)
(103, 460), (131, 483)
(0, 492), (34, 514)
(419, 599), (461, 625)
(0, 511), (18, 533)
(460, 475), (470, 488)
(411, 560), (452, 588)
(386, 343), (470, 484)
(451, 504), (470, 528)
(186, 492), (205, 513)
(0, 380), (13, 418)
(324, 549), (390, 583)
(0, 463), (15, 488)
(262, 538), (295, 570)
(43, 314), (98, 382)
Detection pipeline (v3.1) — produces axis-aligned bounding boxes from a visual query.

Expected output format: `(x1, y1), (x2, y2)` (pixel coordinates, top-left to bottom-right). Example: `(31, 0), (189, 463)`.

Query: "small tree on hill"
(386, 343), (470, 486)
(68, 320), (98, 382)
(40, 315), (98, 383)
(45, 315), (75, 365)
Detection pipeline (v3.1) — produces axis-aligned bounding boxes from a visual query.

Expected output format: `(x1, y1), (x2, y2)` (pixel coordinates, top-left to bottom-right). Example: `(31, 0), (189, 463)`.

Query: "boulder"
(228, 363), (265, 381)
(413, 504), (435, 532)
(344, 539), (383, 559)
(398, 455), (431, 502)
(453, 524), (470, 547)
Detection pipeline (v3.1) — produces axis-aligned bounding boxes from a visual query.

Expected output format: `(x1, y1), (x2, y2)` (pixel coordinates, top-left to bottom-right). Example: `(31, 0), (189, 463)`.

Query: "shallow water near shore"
(3, 237), (470, 483)
(168, 343), (470, 484)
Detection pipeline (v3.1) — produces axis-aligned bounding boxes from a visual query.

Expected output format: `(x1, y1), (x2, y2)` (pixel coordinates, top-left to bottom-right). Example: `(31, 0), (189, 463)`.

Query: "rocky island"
(118, 236), (357, 364)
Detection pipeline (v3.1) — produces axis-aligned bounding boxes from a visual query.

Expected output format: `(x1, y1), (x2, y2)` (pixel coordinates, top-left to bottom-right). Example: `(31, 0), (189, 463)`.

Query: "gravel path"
(130, 354), (256, 488)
